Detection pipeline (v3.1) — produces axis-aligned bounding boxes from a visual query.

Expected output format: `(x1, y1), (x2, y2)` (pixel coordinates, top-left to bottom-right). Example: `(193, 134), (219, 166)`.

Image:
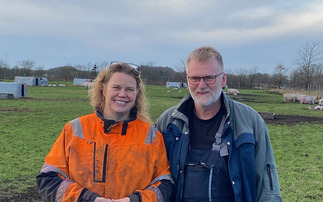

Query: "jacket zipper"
(266, 164), (273, 191)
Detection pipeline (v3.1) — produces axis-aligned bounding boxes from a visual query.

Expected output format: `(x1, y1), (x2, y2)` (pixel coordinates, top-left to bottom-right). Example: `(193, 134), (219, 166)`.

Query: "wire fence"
(307, 85), (323, 92)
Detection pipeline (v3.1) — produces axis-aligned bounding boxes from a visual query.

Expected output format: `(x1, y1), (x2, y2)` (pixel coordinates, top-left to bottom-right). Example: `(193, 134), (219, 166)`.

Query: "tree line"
(1, 42), (322, 91)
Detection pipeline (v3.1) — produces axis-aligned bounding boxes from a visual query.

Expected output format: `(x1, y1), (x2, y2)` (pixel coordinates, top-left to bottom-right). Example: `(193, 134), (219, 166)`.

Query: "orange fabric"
(45, 112), (171, 201)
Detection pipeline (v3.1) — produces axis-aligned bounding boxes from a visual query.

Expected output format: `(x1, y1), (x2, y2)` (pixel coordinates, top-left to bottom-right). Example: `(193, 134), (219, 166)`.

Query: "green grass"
(0, 85), (322, 201)
(268, 124), (323, 201)
(146, 85), (188, 121)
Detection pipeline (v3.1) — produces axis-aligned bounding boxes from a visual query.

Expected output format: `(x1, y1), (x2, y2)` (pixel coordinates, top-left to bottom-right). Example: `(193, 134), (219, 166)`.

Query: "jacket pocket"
(266, 164), (273, 191)
(182, 165), (210, 201)
(93, 142), (108, 183)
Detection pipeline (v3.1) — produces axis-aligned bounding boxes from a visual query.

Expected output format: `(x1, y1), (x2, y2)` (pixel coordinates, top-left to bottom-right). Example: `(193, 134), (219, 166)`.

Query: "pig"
(318, 99), (323, 106)
(299, 95), (316, 104)
(227, 88), (240, 95)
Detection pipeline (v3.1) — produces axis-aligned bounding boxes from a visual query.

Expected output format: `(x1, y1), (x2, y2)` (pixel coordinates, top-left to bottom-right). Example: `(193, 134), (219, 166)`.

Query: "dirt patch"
(263, 114), (323, 125)
(0, 108), (35, 112)
(0, 185), (41, 202)
(22, 97), (89, 102)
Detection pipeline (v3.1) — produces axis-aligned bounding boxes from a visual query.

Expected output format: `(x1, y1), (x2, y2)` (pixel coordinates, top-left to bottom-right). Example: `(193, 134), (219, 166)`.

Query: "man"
(155, 46), (282, 202)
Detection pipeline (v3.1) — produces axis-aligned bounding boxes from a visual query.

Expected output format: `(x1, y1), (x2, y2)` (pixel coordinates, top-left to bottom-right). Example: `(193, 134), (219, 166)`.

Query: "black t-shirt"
(189, 101), (226, 150)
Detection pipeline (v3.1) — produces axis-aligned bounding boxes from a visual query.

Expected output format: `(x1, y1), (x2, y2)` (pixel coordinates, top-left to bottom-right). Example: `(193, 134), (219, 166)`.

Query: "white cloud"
(170, 1), (323, 46)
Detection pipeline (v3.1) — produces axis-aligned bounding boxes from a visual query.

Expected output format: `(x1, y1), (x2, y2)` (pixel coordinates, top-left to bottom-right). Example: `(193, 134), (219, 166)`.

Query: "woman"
(36, 63), (173, 202)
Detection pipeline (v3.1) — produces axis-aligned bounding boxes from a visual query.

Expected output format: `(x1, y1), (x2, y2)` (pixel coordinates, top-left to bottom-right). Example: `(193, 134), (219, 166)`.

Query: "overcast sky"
(1, 0), (323, 74)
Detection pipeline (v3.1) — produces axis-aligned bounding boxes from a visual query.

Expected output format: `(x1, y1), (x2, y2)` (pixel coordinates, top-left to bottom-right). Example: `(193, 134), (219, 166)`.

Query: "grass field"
(0, 84), (322, 201)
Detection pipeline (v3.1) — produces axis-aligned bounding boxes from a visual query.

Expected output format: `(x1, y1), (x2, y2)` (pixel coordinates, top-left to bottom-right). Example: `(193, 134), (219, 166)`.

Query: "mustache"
(196, 90), (210, 93)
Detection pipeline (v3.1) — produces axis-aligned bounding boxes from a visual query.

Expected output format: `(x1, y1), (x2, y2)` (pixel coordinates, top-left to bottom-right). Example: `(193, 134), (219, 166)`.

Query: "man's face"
(186, 58), (226, 108)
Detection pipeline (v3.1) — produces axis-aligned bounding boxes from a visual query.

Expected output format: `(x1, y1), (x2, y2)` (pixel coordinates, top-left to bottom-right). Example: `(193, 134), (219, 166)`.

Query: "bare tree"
(0, 59), (8, 68)
(272, 64), (288, 89)
(97, 61), (110, 71)
(173, 59), (186, 72)
(173, 59), (186, 82)
(34, 65), (45, 77)
(296, 41), (321, 90)
(19, 60), (36, 76)
(237, 68), (248, 89)
(0, 59), (10, 79)
(58, 66), (77, 81)
(313, 64), (323, 85)
(247, 67), (259, 88)
(290, 69), (303, 90)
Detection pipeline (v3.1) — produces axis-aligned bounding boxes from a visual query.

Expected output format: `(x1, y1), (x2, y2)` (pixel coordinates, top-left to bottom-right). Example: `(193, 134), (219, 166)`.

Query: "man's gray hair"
(186, 46), (224, 70)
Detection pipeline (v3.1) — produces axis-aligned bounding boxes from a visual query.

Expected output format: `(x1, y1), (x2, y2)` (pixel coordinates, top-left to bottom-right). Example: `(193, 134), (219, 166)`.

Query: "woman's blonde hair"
(89, 63), (151, 124)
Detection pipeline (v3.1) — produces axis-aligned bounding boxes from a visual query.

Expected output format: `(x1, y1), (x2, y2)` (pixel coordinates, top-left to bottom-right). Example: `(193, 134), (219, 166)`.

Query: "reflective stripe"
(208, 168), (213, 202)
(56, 179), (73, 202)
(40, 163), (72, 202)
(146, 186), (164, 202)
(150, 173), (174, 184)
(70, 118), (84, 139)
(144, 126), (158, 144)
(40, 163), (69, 179)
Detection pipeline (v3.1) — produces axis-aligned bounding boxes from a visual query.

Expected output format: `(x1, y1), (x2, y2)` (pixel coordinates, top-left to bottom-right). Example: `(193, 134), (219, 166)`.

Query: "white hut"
(0, 82), (28, 99)
(166, 82), (187, 88)
(14, 76), (48, 86)
(73, 78), (93, 86)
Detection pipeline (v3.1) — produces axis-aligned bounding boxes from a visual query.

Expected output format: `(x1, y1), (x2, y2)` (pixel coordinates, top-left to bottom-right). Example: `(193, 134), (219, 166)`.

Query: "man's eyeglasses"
(187, 72), (223, 85)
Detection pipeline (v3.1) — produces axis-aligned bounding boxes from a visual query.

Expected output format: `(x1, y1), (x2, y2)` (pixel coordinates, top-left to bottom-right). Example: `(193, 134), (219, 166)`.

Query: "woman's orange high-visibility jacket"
(36, 110), (173, 202)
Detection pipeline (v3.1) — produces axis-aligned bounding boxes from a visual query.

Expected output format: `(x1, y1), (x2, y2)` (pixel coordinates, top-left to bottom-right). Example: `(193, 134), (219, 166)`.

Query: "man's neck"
(194, 101), (221, 120)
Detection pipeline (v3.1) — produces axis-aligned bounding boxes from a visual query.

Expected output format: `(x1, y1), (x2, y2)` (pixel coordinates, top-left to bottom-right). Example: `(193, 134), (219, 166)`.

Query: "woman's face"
(102, 72), (138, 121)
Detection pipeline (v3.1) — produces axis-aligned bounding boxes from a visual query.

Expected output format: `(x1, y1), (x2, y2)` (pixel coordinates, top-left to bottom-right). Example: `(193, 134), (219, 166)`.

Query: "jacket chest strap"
(212, 116), (229, 157)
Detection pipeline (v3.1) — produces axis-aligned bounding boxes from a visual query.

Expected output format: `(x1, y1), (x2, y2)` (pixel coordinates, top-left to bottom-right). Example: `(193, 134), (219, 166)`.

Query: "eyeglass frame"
(187, 72), (224, 85)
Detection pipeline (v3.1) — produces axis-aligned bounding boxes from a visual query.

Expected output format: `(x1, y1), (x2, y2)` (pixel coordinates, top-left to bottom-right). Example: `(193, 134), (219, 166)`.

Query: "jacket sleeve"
(254, 119), (282, 202)
(36, 126), (101, 202)
(36, 170), (100, 202)
(134, 130), (174, 202)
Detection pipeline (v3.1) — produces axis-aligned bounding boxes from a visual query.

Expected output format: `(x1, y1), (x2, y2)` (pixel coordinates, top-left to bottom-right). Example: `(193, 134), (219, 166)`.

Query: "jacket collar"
(95, 108), (137, 135)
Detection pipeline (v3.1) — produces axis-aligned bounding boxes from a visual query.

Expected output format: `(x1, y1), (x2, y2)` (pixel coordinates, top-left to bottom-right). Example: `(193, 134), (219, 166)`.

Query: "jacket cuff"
(128, 193), (141, 202)
(79, 188), (100, 202)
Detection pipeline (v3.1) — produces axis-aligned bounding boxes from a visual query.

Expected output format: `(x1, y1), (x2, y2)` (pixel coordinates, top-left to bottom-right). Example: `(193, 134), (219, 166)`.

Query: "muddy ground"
(261, 113), (323, 125)
(0, 186), (41, 202)
(1, 105), (323, 201)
